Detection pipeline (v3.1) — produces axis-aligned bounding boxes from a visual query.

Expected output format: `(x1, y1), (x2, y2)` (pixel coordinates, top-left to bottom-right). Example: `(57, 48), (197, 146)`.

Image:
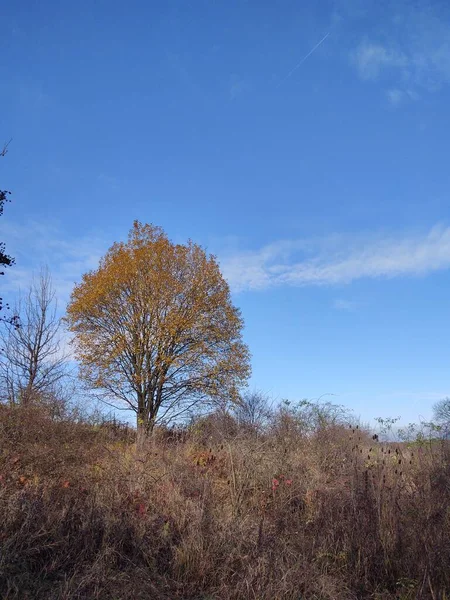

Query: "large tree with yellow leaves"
(66, 222), (250, 435)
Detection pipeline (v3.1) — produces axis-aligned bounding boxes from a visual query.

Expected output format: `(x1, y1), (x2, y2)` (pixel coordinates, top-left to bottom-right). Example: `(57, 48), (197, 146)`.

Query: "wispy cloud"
(386, 87), (419, 107)
(349, 1), (450, 97)
(386, 88), (404, 106)
(221, 225), (450, 292)
(352, 42), (407, 81)
(1, 220), (108, 308)
(6, 221), (450, 299)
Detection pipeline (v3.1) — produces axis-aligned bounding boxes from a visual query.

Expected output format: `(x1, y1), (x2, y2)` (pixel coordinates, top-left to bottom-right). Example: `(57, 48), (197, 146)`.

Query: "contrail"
(276, 32), (330, 88)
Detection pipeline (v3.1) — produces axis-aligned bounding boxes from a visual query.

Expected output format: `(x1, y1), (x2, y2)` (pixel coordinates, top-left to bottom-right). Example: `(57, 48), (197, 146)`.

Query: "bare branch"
(0, 267), (70, 405)
(0, 139), (12, 157)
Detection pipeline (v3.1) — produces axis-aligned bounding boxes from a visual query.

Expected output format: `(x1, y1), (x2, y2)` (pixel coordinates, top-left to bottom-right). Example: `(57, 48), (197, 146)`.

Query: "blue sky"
(2, 0), (450, 426)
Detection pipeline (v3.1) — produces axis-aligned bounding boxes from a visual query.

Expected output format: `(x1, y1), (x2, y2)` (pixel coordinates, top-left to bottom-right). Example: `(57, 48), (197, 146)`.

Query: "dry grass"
(0, 405), (449, 599)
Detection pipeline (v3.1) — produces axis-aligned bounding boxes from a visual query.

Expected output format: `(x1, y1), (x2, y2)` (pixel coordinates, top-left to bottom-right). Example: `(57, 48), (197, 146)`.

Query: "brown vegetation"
(0, 404), (449, 599)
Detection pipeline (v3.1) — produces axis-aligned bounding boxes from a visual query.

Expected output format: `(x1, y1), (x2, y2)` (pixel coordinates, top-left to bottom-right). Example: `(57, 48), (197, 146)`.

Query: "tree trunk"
(136, 392), (157, 448)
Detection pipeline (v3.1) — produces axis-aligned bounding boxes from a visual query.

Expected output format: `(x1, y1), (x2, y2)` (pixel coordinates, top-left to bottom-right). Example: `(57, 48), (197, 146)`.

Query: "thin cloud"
(350, 1), (450, 96)
(221, 225), (450, 292)
(1, 220), (108, 307)
(386, 88), (419, 107)
(352, 42), (407, 81)
(6, 221), (450, 299)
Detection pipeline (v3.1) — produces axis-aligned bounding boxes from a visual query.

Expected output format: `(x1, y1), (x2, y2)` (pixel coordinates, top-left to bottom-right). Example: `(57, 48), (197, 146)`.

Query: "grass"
(0, 404), (449, 599)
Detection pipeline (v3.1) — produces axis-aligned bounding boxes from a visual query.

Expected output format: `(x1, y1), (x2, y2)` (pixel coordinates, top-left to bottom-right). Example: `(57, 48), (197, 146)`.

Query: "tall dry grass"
(0, 404), (449, 599)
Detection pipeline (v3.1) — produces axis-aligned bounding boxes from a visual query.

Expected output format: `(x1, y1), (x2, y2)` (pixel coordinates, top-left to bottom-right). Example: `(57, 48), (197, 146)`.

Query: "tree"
(233, 390), (272, 433)
(0, 139), (16, 324)
(433, 397), (450, 437)
(0, 268), (68, 405)
(66, 221), (251, 435)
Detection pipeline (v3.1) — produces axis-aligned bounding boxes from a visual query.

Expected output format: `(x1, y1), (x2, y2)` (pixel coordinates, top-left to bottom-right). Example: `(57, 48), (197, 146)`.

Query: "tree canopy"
(66, 221), (250, 434)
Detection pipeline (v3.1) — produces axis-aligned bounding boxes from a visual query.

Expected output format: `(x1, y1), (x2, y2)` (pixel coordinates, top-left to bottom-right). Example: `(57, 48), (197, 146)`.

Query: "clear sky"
(2, 0), (450, 426)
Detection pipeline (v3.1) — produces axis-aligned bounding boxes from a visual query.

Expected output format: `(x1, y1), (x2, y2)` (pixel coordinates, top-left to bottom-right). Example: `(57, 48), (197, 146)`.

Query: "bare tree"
(433, 397), (450, 437)
(0, 267), (68, 405)
(233, 390), (272, 433)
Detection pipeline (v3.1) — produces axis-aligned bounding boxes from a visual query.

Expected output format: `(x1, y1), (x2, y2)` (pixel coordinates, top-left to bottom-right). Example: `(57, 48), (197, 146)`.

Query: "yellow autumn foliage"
(66, 221), (250, 434)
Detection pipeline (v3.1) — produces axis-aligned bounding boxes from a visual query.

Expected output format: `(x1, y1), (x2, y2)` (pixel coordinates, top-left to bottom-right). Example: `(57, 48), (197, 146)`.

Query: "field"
(0, 404), (449, 600)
